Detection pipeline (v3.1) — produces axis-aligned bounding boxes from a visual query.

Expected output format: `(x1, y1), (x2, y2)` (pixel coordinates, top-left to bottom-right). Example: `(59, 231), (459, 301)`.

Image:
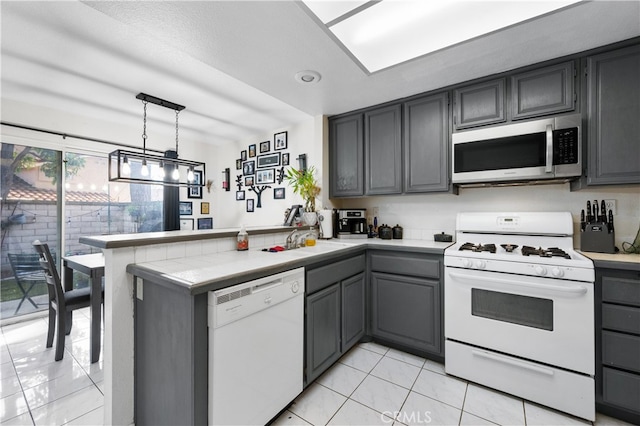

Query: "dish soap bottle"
(237, 225), (249, 251)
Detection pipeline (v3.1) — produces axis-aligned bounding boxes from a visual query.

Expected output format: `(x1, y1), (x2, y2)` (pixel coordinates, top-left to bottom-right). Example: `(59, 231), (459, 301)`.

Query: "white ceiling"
(1, 1), (639, 147)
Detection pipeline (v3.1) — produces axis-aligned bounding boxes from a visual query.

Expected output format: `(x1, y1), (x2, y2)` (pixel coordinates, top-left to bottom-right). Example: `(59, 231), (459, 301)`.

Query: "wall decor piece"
(197, 217), (213, 229)
(246, 199), (254, 213)
(241, 150), (247, 161)
(282, 153), (290, 166)
(242, 160), (255, 176)
(236, 190), (245, 201)
(236, 159), (242, 170)
(221, 168), (230, 191)
(180, 218), (194, 230)
(259, 140), (270, 153)
(256, 168), (275, 184)
(249, 144), (256, 157)
(235, 175), (243, 191)
(201, 202), (210, 214)
(274, 187), (286, 199)
(274, 131), (288, 150)
(244, 176), (254, 186)
(277, 167), (285, 184)
(179, 201), (193, 215)
(250, 185), (271, 208)
(257, 152), (281, 169)
(187, 170), (203, 199)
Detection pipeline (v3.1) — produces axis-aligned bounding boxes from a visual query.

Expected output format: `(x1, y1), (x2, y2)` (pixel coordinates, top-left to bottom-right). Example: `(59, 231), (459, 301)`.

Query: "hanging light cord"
(175, 110), (179, 156)
(142, 100), (148, 155)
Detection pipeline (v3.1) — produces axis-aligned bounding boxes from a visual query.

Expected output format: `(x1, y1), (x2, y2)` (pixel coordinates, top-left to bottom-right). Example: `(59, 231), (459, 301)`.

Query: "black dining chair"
(33, 240), (103, 361)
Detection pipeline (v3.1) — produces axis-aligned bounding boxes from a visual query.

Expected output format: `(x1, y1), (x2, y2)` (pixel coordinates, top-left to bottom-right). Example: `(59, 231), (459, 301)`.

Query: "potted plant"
(284, 166), (321, 225)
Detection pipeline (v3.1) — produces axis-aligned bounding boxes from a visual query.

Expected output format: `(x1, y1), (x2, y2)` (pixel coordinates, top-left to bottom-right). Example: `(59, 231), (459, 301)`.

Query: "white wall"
(210, 116), (323, 228)
(337, 184), (640, 249)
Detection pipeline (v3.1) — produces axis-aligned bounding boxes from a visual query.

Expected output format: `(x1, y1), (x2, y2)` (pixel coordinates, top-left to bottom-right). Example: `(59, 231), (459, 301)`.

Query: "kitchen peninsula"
(80, 227), (451, 425)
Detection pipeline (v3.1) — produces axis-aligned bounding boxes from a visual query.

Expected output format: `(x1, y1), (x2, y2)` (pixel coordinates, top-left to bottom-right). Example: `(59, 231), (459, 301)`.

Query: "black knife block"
(581, 222), (615, 253)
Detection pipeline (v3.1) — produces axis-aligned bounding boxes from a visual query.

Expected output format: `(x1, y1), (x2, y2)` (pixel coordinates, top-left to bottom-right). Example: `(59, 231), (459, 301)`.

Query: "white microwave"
(452, 114), (582, 185)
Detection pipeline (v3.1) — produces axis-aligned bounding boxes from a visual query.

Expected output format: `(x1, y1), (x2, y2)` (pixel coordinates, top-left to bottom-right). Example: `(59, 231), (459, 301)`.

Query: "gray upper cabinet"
(587, 44), (640, 185)
(511, 61), (576, 120)
(454, 79), (506, 130)
(403, 92), (449, 193)
(329, 113), (364, 197)
(364, 104), (403, 195)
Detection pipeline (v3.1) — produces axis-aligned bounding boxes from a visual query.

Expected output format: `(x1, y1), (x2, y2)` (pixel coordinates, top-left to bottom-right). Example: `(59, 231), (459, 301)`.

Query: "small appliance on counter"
(317, 209), (334, 239)
(336, 209), (368, 239)
(392, 224), (403, 239)
(580, 200), (616, 254)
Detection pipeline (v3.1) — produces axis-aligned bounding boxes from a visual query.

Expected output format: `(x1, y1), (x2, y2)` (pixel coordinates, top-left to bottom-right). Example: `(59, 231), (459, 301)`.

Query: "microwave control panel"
(553, 128), (579, 165)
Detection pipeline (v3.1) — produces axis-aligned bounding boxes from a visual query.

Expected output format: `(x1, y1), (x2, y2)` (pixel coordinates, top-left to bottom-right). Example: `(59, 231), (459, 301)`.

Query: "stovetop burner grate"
(459, 243), (497, 253)
(521, 246), (571, 259)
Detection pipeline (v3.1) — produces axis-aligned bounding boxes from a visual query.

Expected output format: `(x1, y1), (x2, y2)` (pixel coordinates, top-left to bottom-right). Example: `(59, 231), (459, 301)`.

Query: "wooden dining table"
(62, 253), (105, 363)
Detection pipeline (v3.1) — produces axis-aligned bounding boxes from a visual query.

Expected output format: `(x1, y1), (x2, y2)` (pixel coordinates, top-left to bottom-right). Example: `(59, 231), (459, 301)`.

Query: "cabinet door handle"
(545, 124), (553, 173)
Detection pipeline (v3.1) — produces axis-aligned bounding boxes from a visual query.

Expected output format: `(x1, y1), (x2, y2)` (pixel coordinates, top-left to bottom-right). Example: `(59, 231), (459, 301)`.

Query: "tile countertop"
(127, 238), (453, 295)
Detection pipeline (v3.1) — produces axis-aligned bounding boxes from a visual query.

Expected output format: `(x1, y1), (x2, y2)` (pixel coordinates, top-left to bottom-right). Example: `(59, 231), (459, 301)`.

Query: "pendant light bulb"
(187, 166), (195, 182)
(140, 159), (149, 177)
(172, 164), (180, 180)
(122, 156), (131, 176)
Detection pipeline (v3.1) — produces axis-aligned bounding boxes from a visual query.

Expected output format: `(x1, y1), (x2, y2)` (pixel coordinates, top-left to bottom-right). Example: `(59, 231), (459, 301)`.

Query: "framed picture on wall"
(259, 140), (270, 153)
(180, 218), (194, 230)
(242, 160), (255, 176)
(274, 187), (285, 199)
(201, 202), (210, 214)
(246, 199), (254, 212)
(187, 170), (203, 199)
(274, 131), (287, 150)
(241, 150), (247, 161)
(256, 169), (275, 184)
(244, 176), (254, 186)
(179, 201), (193, 215)
(257, 152), (280, 169)
(236, 159), (242, 170)
(197, 217), (213, 230)
(236, 190), (245, 201)
(249, 144), (256, 157)
(282, 153), (290, 166)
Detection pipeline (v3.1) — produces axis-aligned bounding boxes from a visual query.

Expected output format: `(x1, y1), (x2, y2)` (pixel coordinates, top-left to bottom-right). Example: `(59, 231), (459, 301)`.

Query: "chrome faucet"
(285, 229), (299, 249)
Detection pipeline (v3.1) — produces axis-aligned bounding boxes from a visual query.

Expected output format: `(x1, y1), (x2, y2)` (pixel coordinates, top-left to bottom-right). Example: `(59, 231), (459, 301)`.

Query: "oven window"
(471, 289), (553, 331)
(454, 132), (546, 173)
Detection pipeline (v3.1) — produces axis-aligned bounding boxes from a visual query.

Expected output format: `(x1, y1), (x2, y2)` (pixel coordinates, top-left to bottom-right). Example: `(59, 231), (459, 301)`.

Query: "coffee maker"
(336, 209), (368, 239)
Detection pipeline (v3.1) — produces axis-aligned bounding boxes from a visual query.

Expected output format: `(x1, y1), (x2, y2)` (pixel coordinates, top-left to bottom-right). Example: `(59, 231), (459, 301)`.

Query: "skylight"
(303, 0), (582, 73)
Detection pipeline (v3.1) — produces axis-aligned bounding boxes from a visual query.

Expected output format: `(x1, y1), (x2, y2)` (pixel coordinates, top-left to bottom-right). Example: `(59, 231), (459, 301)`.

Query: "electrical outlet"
(604, 199), (616, 215)
(372, 207), (379, 217)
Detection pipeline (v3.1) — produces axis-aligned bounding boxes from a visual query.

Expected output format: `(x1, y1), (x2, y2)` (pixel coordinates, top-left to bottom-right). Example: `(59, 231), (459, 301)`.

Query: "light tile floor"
(1, 313), (634, 426)
(273, 343), (634, 426)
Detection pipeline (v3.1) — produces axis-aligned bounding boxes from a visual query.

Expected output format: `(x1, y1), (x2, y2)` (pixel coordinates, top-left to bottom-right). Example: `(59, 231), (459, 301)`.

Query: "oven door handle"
(472, 349), (554, 376)
(448, 271), (588, 296)
(545, 124), (553, 173)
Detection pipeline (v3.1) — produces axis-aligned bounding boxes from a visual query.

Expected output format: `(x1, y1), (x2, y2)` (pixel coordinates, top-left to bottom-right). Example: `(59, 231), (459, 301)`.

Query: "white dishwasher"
(208, 267), (304, 425)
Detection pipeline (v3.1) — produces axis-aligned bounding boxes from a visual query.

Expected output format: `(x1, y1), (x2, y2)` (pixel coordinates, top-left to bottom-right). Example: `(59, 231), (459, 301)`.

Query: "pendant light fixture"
(109, 93), (206, 187)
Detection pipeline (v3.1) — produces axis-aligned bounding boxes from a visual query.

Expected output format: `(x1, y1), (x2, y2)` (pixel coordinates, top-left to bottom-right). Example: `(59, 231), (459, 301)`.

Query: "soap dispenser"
(237, 225), (249, 251)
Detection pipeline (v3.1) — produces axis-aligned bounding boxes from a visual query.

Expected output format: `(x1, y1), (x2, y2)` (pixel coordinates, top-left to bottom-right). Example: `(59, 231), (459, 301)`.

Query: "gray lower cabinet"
(329, 113), (364, 197)
(587, 44), (640, 185)
(403, 92), (450, 193)
(511, 61), (576, 120)
(364, 104), (402, 195)
(595, 264), (640, 424)
(369, 251), (443, 358)
(305, 254), (366, 384)
(453, 78), (506, 130)
(134, 280), (208, 426)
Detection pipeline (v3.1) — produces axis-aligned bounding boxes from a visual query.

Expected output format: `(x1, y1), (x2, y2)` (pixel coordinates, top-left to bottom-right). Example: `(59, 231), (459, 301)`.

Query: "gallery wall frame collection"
(233, 131), (292, 210)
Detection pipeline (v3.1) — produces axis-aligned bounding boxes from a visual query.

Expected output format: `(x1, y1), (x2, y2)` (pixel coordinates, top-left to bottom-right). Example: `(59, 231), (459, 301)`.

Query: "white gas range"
(444, 212), (595, 421)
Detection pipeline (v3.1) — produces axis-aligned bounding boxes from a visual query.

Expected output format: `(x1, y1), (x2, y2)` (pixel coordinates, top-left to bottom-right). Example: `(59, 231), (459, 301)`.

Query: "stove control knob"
(551, 267), (564, 278)
(475, 260), (487, 269)
(462, 259), (473, 268)
(535, 266), (547, 276)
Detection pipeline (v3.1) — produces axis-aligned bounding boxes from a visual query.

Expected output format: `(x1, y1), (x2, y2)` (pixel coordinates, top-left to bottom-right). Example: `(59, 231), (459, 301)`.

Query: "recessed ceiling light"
(295, 70), (321, 84)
